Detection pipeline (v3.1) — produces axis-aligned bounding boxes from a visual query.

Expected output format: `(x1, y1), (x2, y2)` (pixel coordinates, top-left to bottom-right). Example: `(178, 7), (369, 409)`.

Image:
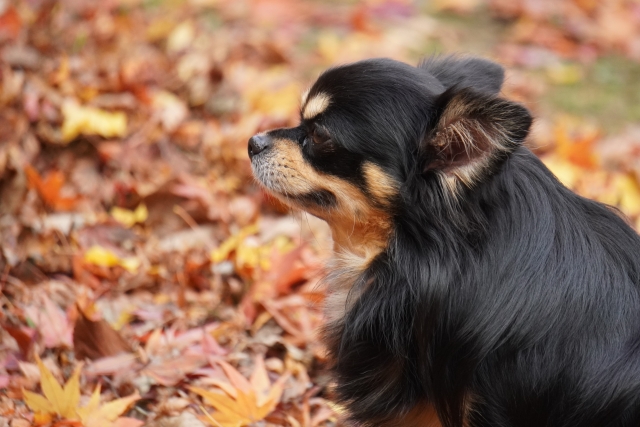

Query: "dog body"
(249, 56), (640, 427)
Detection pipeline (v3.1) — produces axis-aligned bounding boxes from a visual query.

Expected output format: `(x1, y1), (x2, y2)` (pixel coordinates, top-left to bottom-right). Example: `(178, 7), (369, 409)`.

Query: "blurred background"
(1, 0), (640, 426)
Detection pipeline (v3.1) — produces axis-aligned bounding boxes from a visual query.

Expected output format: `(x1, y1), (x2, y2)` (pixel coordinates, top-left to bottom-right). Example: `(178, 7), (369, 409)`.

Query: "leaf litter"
(2, 0), (640, 426)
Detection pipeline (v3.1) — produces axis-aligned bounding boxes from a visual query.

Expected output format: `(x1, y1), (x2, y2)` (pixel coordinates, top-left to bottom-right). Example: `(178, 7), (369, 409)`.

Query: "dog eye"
(312, 127), (331, 145)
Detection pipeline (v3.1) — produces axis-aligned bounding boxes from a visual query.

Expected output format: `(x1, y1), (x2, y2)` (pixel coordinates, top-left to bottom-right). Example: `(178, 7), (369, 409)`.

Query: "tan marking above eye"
(302, 92), (331, 120)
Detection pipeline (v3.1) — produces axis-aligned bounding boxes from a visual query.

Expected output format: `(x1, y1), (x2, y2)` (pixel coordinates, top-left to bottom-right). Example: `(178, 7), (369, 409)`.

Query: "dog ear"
(419, 55), (505, 95)
(423, 88), (532, 189)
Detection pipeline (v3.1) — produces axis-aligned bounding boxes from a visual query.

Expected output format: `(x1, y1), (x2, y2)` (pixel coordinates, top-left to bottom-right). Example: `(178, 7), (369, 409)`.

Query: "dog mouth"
(251, 155), (337, 211)
(250, 154), (289, 196)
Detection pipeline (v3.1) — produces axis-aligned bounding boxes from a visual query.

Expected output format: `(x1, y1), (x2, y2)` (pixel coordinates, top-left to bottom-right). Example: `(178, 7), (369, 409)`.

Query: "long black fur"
(255, 56), (640, 427)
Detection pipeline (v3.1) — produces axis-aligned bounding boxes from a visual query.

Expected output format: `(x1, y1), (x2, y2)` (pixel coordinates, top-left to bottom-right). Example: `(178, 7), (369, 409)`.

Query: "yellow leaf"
(542, 156), (580, 189)
(79, 392), (140, 427)
(61, 101), (127, 143)
(76, 383), (102, 420)
(246, 81), (300, 118)
(234, 389), (259, 420)
(23, 390), (54, 414)
(23, 355), (82, 420)
(615, 175), (640, 217)
(24, 356), (138, 427)
(211, 223), (259, 263)
(84, 246), (140, 273)
(546, 63), (583, 85)
(111, 204), (148, 228)
(60, 363), (82, 418)
(191, 387), (247, 423)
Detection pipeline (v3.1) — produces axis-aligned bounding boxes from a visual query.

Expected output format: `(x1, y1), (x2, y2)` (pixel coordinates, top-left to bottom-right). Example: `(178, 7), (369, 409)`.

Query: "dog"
(248, 56), (640, 427)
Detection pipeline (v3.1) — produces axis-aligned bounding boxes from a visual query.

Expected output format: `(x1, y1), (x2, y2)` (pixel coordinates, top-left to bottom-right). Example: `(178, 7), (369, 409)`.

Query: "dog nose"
(248, 134), (271, 159)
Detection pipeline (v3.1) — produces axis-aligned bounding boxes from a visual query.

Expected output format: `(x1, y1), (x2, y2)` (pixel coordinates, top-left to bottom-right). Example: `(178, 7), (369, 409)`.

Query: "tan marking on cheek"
(272, 140), (316, 194)
(302, 92), (331, 120)
(363, 162), (398, 203)
(260, 139), (393, 256)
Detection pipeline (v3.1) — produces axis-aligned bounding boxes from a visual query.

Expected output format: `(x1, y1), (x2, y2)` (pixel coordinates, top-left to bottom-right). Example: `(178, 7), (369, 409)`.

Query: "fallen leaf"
(2, 324), (34, 357)
(84, 353), (140, 378)
(73, 308), (132, 361)
(76, 384), (140, 427)
(210, 223), (259, 264)
(246, 81), (300, 119)
(542, 156), (580, 189)
(546, 63), (583, 85)
(23, 295), (74, 348)
(190, 356), (289, 427)
(614, 175), (640, 216)
(111, 204), (148, 228)
(83, 246), (140, 273)
(23, 355), (82, 419)
(151, 90), (188, 132)
(0, 6), (21, 41)
(25, 165), (79, 211)
(554, 120), (600, 169)
(61, 101), (127, 142)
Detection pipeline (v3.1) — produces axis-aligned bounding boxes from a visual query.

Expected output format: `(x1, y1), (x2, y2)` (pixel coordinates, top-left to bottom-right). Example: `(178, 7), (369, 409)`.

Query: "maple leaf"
(554, 119), (600, 170)
(76, 384), (141, 427)
(22, 355), (140, 426)
(190, 357), (289, 427)
(25, 165), (80, 211)
(23, 355), (82, 419)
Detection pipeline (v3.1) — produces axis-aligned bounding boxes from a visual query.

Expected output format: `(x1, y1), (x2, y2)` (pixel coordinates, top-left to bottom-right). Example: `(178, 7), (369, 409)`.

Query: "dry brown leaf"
(73, 308), (132, 361)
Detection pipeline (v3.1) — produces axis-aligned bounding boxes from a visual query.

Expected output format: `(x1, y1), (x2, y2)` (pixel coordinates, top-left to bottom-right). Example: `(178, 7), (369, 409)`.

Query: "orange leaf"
(24, 165), (79, 211)
(190, 356), (288, 427)
(554, 121), (600, 170)
(0, 6), (21, 40)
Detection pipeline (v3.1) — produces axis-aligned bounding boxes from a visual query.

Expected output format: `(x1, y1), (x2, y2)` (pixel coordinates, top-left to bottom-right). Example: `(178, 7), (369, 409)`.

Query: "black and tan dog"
(248, 56), (640, 427)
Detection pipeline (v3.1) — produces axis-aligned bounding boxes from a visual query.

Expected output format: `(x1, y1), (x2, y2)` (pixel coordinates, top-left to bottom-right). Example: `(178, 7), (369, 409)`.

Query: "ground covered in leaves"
(1, 0), (640, 426)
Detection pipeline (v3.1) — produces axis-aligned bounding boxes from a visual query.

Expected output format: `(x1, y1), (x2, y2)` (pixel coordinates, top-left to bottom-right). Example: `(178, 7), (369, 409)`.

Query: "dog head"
(249, 56), (532, 254)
